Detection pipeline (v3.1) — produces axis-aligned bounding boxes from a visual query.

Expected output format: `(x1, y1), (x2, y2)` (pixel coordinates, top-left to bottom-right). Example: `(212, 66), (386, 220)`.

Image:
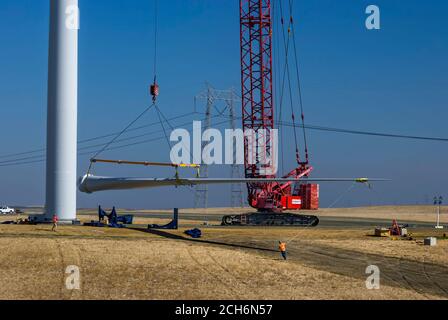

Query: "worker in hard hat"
(51, 214), (59, 232)
(278, 241), (287, 260)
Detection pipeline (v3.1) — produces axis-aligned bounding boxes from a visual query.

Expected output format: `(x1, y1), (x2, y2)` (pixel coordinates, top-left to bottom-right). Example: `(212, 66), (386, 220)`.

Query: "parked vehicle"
(0, 206), (15, 215)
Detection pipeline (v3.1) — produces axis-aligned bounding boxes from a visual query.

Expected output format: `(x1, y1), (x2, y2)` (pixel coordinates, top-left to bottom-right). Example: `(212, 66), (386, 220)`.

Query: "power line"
(299, 123), (448, 142)
(1, 109), (447, 168)
(0, 118), (231, 168)
(0, 115), (225, 166)
(0, 111), (196, 161)
(199, 112), (448, 142)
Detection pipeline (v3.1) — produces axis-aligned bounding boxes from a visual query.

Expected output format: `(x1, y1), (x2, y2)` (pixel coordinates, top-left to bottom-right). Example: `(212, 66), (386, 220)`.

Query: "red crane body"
(239, 0), (315, 212)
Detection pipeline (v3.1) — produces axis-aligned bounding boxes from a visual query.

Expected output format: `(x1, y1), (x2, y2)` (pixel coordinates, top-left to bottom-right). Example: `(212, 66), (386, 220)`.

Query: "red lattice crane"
(239, 0), (315, 212)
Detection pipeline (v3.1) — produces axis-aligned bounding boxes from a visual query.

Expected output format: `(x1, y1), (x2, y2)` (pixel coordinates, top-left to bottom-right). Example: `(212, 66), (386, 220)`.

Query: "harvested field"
(0, 206), (447, 300)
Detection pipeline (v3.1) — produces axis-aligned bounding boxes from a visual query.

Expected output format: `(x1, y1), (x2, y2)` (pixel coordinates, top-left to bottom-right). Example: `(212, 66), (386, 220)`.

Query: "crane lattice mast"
(239, 0), (312, 211)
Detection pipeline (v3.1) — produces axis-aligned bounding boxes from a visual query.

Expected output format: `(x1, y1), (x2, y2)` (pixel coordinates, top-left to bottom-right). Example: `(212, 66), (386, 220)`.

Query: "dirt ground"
(0, 206), (447, 300)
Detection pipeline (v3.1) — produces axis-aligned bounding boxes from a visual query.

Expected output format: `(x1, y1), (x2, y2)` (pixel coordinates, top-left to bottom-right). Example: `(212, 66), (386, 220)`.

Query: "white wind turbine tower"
(44, 0), (79, 222)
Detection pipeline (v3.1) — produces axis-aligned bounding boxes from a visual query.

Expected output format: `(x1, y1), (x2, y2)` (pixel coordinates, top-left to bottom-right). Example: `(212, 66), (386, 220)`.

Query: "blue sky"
(0, 0), (447, 209)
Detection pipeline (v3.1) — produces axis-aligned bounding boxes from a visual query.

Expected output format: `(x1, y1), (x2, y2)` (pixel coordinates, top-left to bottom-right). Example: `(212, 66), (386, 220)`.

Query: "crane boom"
(239, 0), (311, 211)
(240, 0), (274, 180)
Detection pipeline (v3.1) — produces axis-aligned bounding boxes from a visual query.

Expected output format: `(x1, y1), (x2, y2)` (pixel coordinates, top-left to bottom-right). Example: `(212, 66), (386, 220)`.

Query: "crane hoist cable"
(273, 0), (285, 175)
(87, 1), (163, 173)
(278, 0), (301, 165)
(150, 0), (160, 103)
(288, 0), (309, 164)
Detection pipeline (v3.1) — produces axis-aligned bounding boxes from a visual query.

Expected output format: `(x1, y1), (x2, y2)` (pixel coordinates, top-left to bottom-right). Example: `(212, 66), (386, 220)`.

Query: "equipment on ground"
(84, 206), (133, 228)
(185, 228), (202, 238)
(1, 221), (15, 225)
(374, 227), (390, 237)
(148, 208), (178, 230)
(390, 219), (401, 236)
(389, 219), (408, 236)
(99, 206), (134, 225)
(2, 218), (34, 225)
(424, 237), (437, 246)
(400, 228), (408, 237)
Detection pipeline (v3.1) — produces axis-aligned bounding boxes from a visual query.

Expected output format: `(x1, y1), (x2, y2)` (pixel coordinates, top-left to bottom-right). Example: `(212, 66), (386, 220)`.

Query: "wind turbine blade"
(78, 175), (389, 194)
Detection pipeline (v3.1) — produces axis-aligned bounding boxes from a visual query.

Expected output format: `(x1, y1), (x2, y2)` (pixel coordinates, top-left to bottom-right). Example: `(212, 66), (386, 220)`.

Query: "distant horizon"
(8, 203), (447, 211)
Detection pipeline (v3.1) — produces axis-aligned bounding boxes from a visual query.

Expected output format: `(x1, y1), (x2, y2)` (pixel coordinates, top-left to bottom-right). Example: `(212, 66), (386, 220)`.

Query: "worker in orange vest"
(51, 214), (59, 232)
(278, 241), (287, 260)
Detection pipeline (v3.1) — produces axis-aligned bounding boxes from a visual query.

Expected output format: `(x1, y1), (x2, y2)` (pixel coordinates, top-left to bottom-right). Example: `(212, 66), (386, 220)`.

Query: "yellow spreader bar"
(90, 158), (200, 169)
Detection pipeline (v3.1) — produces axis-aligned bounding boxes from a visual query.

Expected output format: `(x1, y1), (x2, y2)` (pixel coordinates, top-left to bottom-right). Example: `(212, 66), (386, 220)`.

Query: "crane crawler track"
(221, 212), (319, 227)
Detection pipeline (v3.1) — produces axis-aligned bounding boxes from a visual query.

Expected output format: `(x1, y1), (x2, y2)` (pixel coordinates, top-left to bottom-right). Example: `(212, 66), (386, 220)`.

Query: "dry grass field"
(317, 206), (448, 223)
(0, 206), (447, 300)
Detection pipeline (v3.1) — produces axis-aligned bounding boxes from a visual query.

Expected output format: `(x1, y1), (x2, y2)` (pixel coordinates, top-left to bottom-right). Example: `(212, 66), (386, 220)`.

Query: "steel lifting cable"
(149, 0), (180, 152)
(0, 112), (195, 163)
(278, 0), (301, 165)
(79, 112), (193, 144)
(284, 181), (361, 245)
(153, 0), (159, 81)
(154, 103), (202, 172)
(150, 0), (160, 103)
(88, 0), (162, 173)
(87, 103), (156, 173)
(284, 222), (316, 245)
(155, 104), (172, 149)
(288, 0), (309, 163)
(327, 182), (358, 209)
(273, 0), (285, 174)
(364, 181), (384, 206)
(83, 117), (230, 164)
(83, 118), (225, 155)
